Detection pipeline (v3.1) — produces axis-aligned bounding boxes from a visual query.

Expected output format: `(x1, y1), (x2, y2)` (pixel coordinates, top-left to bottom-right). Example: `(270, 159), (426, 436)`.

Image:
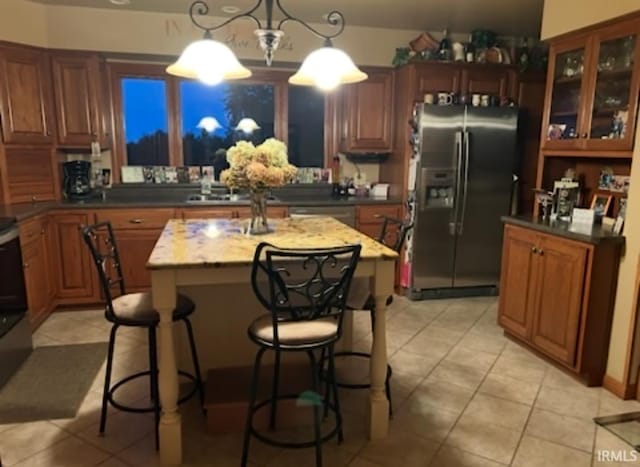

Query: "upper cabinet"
(0, 46), (54, 145)
(341, 69), (394, 152)
(52, 53), (108, 149)
(542, 15), (640, 154)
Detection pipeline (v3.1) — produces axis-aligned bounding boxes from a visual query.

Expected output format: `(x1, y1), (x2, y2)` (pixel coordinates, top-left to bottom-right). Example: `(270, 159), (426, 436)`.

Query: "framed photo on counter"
(590, 194), (612, 217)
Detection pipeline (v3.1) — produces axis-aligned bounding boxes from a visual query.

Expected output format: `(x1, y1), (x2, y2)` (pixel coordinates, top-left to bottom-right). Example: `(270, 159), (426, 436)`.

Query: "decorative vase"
(248, 190), (270, 235)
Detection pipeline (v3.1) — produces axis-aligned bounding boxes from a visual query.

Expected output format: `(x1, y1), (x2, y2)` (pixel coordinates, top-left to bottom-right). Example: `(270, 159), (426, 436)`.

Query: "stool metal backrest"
(251, 242), (361, 348)
(82, 221), (126, 322)
(377, 215), (414, 253)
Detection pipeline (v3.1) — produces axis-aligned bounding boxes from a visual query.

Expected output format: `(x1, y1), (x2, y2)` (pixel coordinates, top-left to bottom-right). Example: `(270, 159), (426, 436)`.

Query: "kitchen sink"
(186, 193), (278, 203)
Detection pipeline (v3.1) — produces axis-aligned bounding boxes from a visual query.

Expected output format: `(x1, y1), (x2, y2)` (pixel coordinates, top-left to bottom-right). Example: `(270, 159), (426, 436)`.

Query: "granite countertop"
(0, 196), (404, 222)
(147, 217), (398, 269)
(502, 215), (625, 245)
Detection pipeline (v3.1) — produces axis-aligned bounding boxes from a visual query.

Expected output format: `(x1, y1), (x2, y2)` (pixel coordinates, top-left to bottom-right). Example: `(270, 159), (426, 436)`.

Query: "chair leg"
(328, 345), (343, 444)
(148, 327), (160, 451)
(99, 324), (118, 436)
(307, 350), (323, 467)
(183, 318), (204, 406)
(269, 350), (280, 430)
(241, 347), (265, 467)
(385, 370), (393, 419)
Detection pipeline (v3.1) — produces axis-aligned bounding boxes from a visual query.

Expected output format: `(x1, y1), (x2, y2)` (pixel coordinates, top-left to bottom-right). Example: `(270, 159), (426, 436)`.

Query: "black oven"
(0, 217), (33, 389)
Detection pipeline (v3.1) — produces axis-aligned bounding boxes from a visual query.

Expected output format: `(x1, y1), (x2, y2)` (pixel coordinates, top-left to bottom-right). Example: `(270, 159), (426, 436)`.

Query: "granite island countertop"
(502, 215), (625, 245)
(147, 217), (398, 269)
(0, 196), (404, 222)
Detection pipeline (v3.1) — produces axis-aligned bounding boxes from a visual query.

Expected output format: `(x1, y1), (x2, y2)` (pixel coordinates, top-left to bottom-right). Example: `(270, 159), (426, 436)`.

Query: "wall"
(541, 0), (640, 39)
(0, 0), (48, 46)
(542, 0), (640, 386)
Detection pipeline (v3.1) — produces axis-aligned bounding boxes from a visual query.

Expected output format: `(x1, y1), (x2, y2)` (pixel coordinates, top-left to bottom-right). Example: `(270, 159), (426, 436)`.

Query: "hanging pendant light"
(167, 1), (367, 90)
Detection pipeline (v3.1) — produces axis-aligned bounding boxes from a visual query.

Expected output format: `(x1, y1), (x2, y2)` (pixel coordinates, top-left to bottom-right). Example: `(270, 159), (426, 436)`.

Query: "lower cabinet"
(181, 206), (289, 219)
(355, 204), (402, 242)
(50, 211), (99, 304)
(19, 215), (54, 328)
(498, 224), (621, 385)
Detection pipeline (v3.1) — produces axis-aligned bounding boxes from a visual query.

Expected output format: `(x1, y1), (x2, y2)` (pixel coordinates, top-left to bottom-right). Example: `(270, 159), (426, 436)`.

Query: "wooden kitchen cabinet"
(19, 215), (54, 328)
(0, 45), (54, 144)
(356, 204), (402, 240)
(461, 66), (512, 98)
(236, 206), (288, 219)
(341, 69), (394, 152)
(541, 15), (640, 155)
(181, 206), (288, 219)
(50, 211), (99, 303)
(95, 208), (175, 292)
(52, 53), (107, 148)
(414, 63), (461, 99)
(498, 223), (622, 385)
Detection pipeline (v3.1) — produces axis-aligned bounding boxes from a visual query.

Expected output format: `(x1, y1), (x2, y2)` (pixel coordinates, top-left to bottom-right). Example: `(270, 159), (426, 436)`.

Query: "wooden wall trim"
(623, 254), (640, 394)
(603, 373), (638, 400)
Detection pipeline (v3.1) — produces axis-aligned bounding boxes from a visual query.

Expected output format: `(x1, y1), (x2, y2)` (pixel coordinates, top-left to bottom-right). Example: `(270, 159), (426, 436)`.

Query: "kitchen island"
(147, 216), (398, 465)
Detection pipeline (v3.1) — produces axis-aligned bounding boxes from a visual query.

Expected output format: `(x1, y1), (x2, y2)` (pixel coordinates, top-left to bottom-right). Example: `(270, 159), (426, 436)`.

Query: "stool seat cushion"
(112, 292), (195, 324)
(249, 314), (338, 346)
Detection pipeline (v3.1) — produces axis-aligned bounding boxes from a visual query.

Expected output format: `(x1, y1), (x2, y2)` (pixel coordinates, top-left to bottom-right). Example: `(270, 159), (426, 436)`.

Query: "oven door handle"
(0, 227), (19, 245)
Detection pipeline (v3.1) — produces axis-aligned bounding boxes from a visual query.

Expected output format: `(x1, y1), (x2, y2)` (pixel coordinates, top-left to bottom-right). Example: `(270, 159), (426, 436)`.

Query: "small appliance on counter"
(63, 160), (93, 200)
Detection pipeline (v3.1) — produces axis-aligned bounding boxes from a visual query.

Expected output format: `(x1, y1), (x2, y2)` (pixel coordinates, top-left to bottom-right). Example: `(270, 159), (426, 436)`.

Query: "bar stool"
(329, 215), (413, 417)
(82, 221), (204, 449)
(241, 242), (362, 467)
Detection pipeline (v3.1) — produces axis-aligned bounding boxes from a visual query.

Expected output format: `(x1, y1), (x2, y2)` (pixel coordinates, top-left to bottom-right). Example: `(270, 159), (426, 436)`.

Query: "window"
(121, 78), (169, 166)
(180, 81), (275, 175)
(288, 86), (325, 167)
(111, 64), (331, 181)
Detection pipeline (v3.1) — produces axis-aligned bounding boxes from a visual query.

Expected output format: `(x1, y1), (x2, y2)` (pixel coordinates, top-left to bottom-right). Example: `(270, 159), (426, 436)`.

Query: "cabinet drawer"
(19, 216), (46, 246)
(236, 206), (289, 219)
(95, 209), (176, 229)
(181, 207), (236, 219)
(357, 205), (401, 224)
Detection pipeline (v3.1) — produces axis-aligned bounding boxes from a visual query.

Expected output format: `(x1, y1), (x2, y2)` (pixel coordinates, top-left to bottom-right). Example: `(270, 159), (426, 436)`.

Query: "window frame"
(108, 62), (338, 183)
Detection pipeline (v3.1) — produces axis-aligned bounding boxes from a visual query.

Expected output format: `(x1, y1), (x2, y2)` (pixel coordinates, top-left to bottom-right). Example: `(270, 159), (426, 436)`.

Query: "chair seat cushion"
(249, 314), (339, 346)
(112, 292), (195, 324)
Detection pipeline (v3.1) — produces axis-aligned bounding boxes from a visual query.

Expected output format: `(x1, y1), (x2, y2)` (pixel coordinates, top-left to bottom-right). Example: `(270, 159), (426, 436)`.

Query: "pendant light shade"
(166, 38), (251, 85)
(289, 45), (368, 91)
(235, 118), (261, 134)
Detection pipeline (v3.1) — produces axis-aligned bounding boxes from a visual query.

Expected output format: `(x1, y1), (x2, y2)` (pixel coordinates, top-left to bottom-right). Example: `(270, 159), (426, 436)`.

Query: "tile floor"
(1, 296), (639, 466)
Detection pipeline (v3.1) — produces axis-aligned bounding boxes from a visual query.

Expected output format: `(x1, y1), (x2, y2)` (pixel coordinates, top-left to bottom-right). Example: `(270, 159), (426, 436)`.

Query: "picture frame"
(590, 194), (612, 217)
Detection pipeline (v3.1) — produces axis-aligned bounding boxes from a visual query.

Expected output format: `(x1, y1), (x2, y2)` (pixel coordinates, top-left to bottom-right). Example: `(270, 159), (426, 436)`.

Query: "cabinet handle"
(538, 249), (544, 256)
(581, 133), (588, 139)
(129, 219), (143, 224)
(40, 229), (45, 235)
(531, 246), (538, 254)
(23, 262), (29, 268)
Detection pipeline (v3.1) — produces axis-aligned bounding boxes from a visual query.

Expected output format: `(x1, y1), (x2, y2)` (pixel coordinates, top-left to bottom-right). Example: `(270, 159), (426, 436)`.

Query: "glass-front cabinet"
(542, 17), (640, 154)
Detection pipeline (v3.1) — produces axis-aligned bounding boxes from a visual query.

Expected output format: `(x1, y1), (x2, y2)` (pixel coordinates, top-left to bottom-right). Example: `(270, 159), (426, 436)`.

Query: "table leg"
(151, 270), (182, 466)
(368, 261), (394, 439)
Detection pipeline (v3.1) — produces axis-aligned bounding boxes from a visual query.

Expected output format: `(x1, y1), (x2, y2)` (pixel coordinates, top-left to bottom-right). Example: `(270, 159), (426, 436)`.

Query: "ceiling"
(29, 0), (544, 37)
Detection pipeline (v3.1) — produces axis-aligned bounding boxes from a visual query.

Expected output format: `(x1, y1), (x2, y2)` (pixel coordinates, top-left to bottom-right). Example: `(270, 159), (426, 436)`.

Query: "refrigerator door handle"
(450, 131), (463, 236)
(458, 131), (471, 235)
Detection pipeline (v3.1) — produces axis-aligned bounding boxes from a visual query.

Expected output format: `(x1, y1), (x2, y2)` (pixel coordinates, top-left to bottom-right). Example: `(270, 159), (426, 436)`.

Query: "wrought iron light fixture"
(166, 0), (367, 90)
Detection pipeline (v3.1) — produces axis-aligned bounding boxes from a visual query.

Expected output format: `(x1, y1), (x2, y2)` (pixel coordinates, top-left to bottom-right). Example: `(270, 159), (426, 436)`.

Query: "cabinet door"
(498, 227), (538, 340)
(113, 229), (162, 292)
(342, 70), (394, 152)
(582, 22), (640, 152)
(414, 63), (461, 100)
(52, 54), (102, 147)
(541, 36), (591, 150)
(50, 212), (98, 302)
(461, 66), (511, 97)
(22, 230), (51, 328)
(531, 236), (587, 365)
(0, 46), (53, 144)
(181, 207), (236, 219)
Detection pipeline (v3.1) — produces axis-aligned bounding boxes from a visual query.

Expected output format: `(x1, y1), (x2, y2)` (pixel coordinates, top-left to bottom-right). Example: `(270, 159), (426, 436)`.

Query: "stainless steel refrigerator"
(407, 104), (518, 296)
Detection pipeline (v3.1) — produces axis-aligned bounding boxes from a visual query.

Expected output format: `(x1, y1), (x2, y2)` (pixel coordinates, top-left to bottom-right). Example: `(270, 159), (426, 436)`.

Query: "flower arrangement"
(220, 138), (296, 234)
(220, 138), (297, 191)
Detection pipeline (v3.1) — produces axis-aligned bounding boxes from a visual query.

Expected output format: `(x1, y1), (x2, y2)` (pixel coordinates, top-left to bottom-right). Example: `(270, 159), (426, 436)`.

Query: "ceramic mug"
(489, 95), (500, 107)
(438, 92), (454, 105)
(481, 95), (490, 107)
(471, 94), (481, 107)
(423, 93), (435, 104)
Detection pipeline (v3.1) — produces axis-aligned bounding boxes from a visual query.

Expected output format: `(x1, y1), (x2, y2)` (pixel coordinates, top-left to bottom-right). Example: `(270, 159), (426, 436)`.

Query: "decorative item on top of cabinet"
(50, 211), (100, 304)
(19, 215), (54, 329)
(0, 45), (54, 145)
(541, 14), (640, 155)
(94, 209), (175, 292)
(498, 223), (622, 385)
(52, 53), (109, 149)
(341, 69), (394, 152)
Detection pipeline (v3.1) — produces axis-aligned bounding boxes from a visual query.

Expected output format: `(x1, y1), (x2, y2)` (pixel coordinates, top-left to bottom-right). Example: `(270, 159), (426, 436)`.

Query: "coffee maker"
(63, 161), (92, 200)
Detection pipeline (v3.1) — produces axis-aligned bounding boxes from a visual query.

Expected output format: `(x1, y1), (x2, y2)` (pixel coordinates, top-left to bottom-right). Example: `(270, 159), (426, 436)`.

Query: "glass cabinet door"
(585, 32), (640, 151)
(544, 45), (587, 148)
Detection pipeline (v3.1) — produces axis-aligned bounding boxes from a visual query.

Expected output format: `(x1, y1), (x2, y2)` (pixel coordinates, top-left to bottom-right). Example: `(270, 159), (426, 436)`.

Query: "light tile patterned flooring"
(1, 296), (639, 466)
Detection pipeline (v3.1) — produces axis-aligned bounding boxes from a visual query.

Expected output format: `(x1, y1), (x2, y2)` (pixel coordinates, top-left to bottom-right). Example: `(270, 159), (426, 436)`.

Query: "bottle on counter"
(465, 34), (475, 63)
(438, 28), (452, 61)
(331, 154), (341, 197)
(518, 37), (530, 72)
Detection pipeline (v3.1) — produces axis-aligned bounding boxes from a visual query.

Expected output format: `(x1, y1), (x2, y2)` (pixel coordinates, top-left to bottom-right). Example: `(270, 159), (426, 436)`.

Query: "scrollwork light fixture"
(166, 0), (367, 91)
